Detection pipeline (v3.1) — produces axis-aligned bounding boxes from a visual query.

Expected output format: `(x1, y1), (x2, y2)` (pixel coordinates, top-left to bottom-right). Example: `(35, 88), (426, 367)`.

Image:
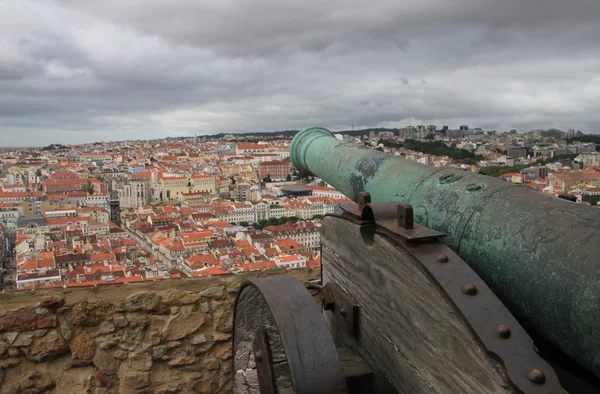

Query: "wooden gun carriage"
(232, 193), (599, 393)
(231, 126), (600, 394)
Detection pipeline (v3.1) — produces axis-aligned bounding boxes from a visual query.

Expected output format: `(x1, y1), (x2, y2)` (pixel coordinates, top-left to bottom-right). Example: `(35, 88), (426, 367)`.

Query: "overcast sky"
(1, 0), (599, 146)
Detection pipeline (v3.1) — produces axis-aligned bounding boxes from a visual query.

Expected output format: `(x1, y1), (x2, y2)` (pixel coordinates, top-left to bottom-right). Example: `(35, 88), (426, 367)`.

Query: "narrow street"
(122, 225), (174, 269)
(0, 237), (15, 291)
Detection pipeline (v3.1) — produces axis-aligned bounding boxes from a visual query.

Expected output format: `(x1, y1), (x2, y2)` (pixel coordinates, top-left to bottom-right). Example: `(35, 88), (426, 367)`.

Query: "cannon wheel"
(233, 276), (348, 394)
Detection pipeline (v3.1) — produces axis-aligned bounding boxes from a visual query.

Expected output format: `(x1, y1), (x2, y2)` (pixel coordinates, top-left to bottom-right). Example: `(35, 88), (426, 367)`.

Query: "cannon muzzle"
(291, 126), (600, 378)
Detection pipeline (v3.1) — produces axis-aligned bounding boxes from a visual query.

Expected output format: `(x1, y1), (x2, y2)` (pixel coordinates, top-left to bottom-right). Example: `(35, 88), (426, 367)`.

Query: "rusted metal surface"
(342, 202), (444, 243)
(253, 328), (276, 394)
(291, 126), (600, 378)
(233, 276), (348, 394)
(334, 199), (564, 394)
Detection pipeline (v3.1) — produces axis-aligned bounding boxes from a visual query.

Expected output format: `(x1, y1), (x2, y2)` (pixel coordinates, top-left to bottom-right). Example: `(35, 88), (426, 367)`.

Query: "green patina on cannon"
(290, 127), (600, 380)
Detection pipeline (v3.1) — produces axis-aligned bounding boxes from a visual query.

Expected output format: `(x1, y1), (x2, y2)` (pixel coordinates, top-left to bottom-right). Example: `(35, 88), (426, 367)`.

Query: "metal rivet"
(340, 308), (347, 318)
(494, 324), (511, 339)
(527, 368), (546, 384)
(255, 350), (264, 363)
(461, 284), (478, 295)
(436, 254), (449, 263)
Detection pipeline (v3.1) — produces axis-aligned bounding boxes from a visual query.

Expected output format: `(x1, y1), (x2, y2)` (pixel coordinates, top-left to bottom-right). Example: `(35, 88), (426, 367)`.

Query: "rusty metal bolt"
(461, 284), (478, 296)
(527, 368), (546, 384)
(323, 286), (336, 311)
(255, 350), (264, 363)
(436, 254), (449, 263)
(358, 192), (371, 210)
(494, 324), (511, 339)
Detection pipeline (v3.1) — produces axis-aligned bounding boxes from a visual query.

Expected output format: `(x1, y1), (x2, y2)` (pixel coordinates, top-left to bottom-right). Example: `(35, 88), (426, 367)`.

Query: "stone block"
(152, 345), (168, 360)
(57, 315), (73, 340)
(125, 351), (153, 372)
(93, 348), (120, 375)
(190, 334), (207, 345)
(28, 330), (68, 362)
(3, 331), (18, 345)
(70, 331), (95, 360)
(113, 349), (128, 360)
(38, 295), (65, 309)
(12, 332), (34, 347)
(0, 309), (56, 332)
(122, 371), (150, 389)
(160, 289), (194, 306)
(69, 302), (113, 327)
(116, 292), (162, 312)
(162, 306), (205, 341)
(200, 287), (224, 298)
(200, 302), (210, 313)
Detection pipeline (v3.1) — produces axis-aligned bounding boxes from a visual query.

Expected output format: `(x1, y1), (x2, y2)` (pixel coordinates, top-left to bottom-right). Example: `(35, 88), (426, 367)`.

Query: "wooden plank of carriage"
(321, 216), (515, 394)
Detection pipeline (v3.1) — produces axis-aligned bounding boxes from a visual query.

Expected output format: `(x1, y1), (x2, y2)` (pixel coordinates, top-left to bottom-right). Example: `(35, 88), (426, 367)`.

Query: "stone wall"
(0, 269), (319, 393)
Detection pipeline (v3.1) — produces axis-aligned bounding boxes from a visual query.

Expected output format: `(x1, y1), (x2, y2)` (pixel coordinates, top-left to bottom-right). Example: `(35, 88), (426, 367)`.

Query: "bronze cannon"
(231, 127), (600, 393)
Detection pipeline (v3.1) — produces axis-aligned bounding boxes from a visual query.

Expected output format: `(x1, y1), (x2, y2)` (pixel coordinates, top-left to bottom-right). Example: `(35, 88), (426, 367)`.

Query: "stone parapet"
(0, 268), (319, 393)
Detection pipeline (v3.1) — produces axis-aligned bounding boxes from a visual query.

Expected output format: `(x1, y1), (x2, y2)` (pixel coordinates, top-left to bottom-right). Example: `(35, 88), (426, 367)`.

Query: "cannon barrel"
(291, 126), (600, 377)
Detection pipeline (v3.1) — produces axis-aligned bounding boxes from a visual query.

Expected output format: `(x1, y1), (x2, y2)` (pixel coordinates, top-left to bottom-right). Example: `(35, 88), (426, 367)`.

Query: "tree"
(297, 168), (312, 181)
(239, 221), (249, 227)
(84, 181), (94, 194)
(268, 217), (279, 225)
(263, 174), (272, 183)
(286, 173), (292, 181)
(35, 168), (42, 178)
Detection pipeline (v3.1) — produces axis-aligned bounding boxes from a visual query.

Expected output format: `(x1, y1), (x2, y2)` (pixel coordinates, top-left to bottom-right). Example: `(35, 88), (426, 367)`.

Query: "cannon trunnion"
(231, 195), (589, 393)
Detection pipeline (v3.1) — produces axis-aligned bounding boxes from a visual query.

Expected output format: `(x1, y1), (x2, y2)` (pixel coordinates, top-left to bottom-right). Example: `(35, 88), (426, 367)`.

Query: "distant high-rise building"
(447, 129), (466, 138)
(460, 125), (469, 131)
(508, 146), (527, 159)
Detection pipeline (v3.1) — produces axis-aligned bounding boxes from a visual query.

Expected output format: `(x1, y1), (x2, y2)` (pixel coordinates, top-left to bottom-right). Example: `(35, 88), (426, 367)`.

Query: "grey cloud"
(0, 0), (598, 145)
